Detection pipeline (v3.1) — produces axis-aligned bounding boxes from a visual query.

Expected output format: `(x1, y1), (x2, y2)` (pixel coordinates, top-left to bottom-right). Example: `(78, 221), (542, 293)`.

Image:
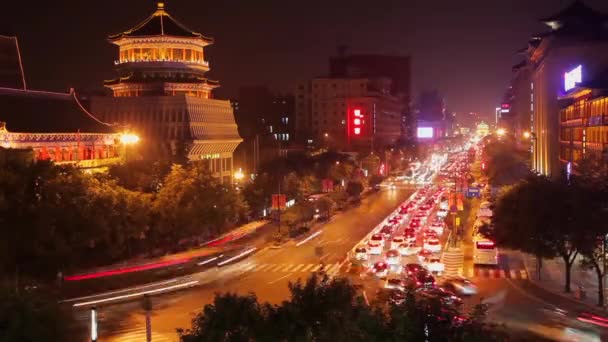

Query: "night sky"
(3, 0), (608, 121)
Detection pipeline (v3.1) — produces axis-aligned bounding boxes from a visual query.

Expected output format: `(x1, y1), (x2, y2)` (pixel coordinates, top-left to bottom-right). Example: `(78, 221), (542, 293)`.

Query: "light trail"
(64, 257), (191, 281)
(197, 255), (222, 266)
(61, 278), (179, 303)
(73, 280), (199, 307)
(296, 230), (323, 247)
(217, 248), (257, 266)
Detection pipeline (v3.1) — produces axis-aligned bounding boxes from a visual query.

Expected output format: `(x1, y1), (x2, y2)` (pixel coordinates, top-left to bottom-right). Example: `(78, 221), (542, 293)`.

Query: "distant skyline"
(3, 0), (608, 122)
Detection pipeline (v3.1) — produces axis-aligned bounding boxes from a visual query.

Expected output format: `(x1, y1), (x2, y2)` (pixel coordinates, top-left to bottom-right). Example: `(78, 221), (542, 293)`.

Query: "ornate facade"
(91, 2), (241, 182)
(0, 88), (123, 171)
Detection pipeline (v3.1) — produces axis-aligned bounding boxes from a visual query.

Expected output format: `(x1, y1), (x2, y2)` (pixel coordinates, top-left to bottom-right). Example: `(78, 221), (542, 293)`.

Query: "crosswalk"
(234, 262), (342, 276)
(105, 329), (175, 342)
(468, 267), (528, 280)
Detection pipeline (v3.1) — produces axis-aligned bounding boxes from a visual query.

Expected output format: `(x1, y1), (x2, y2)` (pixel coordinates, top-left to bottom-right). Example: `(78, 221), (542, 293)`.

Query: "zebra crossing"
(235, 262), (342, 275)
(468, 267), (528, 280)
(105, 329), (175, 342)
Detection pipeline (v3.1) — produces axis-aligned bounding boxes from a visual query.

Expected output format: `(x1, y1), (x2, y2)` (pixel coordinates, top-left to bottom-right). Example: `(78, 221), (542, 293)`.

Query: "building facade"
(295, 77), (404, 152)
(516, 1), (608, 178)
(91, 2), (241, 182)
(0, 88), (124, 171)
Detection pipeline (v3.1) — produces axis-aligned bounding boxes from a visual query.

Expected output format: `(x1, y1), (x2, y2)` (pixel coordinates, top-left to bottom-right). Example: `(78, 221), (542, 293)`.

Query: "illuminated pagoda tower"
(92, 2), (242, 182)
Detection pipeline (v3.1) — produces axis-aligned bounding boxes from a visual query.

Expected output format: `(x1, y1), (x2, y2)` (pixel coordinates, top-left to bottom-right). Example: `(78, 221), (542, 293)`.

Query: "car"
(386, 289), (406, 305)
(417, 249), (433, 263)
(417, 288), (462, 307)
(436, 210), (449, 218)
(386, 249), (400, 265)
(404, 233), (416, 244)
(385, 278), (405, 291)
(372, 261), (389, 278)
(404, 228), (416, 236)
(419, 204), (432, 211)
(367, 240), (382, 255)
(424, 238), (441, 253)
(429, 222), (444, 235)
(371, 233), (384, 246)
(423, 257), (445, 274)
(409, 220), (421, 229)
(391, 236), (406, 250)
(399, 207), (409, 215)
(355, 246), (369, 261)
(442, 277), (478, 296)
(422, 230), (438, 241)
(399, 242), (420, 256)
(414, 212), (427, 220)
(404, 263), (425, 276)
(406, 270), (435, 289)
(380, 227), (393, 239)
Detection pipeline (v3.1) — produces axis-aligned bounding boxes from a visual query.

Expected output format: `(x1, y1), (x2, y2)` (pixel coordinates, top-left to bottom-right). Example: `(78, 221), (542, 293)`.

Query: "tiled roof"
(0, 87), (116, 134)
(109, 3), (212, 42)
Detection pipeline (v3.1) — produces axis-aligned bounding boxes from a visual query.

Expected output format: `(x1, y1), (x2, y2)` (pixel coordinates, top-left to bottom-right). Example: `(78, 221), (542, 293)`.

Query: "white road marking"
(217, 247), (257, 266)
(290, 264), (305, 272)
(269, 264), (285, 272)
(326, 263), (339, 275)
(296, 230), (323, 247)
(73, 280), (199, 307)
(499, 270), (506, 278)
(510, 270), (518, 279)
(267, 273), (293, 285)
(256, 264), (274, 272)
(311, 264), (323, 272)
(300, 264), (315, 272)
(280, 264), (295, 272)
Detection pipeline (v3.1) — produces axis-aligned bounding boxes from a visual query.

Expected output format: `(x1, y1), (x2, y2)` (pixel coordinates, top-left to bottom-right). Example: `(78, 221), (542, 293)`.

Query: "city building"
(232, 86), (295, 173)
(558, 71), (608, 175)
(328, 52), (412, 139)
(516, 1), (608, 178)
(91, 2), (241, 182)
(296, 77), (404, 151)
(0, 87), (124, 171)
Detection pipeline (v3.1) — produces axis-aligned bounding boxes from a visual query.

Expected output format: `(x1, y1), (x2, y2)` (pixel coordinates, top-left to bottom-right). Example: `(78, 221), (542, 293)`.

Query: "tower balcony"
(114, 58), (210, 73)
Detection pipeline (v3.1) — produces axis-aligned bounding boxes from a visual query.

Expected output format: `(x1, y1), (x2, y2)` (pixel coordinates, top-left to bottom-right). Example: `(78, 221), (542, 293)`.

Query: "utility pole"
(143, 294), (152, 342)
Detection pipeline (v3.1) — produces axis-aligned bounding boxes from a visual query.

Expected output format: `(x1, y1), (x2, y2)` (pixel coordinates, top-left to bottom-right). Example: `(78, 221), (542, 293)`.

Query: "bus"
(473, 238), (498, 266)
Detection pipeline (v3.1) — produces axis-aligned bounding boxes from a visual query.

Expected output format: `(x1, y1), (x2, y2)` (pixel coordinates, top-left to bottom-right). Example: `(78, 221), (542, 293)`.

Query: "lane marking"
(296, 230), (323, 247)
(290, 264), (305, 272)
(267, 273), (293, 285)
(73, 280), (199, 307)
(281, 264), (295, 272)
(267, 264), (283, 272)
(256, 264), (274, 272)
(240, 264), (257, 272)
(510, 270), (518, 279)
(300, 264), (315, 272)
(312, 264), (323, 272)
(61, 278), (180, 303)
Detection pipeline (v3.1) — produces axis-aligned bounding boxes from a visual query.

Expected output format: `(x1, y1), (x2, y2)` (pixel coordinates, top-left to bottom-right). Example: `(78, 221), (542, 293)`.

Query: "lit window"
(354, 118), (361, 125)
(354, 127), (361, 135)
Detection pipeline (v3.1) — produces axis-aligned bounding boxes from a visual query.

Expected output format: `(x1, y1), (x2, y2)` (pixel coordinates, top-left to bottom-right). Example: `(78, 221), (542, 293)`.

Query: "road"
(73, 187), (414, 342)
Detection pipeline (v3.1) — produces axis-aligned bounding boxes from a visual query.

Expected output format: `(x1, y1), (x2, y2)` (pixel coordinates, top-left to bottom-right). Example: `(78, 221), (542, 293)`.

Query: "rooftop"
(541, 0), (608, 30)
(0, 87), (116, 134)
(108, 2), (213, 43)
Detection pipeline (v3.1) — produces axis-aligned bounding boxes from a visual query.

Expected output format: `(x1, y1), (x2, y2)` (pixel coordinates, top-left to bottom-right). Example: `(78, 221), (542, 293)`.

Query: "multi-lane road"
(74, 187), (414, 341)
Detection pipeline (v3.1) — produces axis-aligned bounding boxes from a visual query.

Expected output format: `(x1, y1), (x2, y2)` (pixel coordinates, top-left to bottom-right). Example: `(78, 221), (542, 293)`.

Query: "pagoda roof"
(104, 73), (219, 86)
(0, 87), (116, 134)
(541, 0), (608, 30)
(109, 2), (212, 43)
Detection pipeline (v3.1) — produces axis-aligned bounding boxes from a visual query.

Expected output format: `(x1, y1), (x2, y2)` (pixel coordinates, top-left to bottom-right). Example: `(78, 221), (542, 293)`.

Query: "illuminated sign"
(501, 103), (510, 109)
(417, 127), (434, 138)
(351, 108), (364, 136)
(564, 65), (582, 91)
(201, 153), (221, 160)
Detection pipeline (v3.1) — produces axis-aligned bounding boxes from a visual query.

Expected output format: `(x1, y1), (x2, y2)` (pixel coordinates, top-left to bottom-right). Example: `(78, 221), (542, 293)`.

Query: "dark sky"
(3, 0), (608, 121)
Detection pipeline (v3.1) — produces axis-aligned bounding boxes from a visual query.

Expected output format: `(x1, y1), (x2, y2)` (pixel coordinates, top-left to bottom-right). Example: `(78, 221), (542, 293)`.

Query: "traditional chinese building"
(91, 2), (242, 183)
(0, 87), (124, 170)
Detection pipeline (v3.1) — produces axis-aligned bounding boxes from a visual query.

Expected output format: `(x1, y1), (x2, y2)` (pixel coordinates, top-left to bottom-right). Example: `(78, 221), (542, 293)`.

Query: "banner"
(271, 194), (287, 210)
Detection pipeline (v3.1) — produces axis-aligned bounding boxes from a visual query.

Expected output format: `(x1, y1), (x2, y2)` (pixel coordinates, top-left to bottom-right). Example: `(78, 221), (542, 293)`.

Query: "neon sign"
(564, 65), (582, 91)
(417, 127), (434, 138)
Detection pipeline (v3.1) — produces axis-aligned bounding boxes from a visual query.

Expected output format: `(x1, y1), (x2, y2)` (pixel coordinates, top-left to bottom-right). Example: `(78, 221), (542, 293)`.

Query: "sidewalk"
(521, 252), (603, 309)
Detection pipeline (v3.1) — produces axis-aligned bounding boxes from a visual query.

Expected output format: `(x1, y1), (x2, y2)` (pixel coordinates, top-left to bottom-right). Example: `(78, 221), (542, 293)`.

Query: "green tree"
(315, 196), (336, 219)
(346, 180), (364, 199)
(0, 287), (75, 342)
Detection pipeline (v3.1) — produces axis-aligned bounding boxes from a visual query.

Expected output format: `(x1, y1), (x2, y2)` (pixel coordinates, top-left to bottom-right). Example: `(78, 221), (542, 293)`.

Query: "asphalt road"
(73, 187), (414, 342)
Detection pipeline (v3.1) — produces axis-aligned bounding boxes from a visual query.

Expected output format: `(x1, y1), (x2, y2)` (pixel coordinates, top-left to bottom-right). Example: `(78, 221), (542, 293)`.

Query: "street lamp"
(495, 128), (506, 136)
(234, 168), (245, 181)
(120, 133), (140, 145)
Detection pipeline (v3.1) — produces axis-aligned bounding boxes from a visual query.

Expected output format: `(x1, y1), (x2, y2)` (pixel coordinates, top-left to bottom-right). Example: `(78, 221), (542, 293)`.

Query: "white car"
(372, 261), (389, 278)
(424, 238), (441, 253)
(355, 246), (369, 261)
(429, 223), (444, 235)
(424, 257), (444, 275)
(367, 241), (382, 255)
(370, 233), (385, 247)
(386, 249), (401, 266)
(436, 210), (449, 218)
(399, 242), (420, 256)
(391, 236), (406, 250)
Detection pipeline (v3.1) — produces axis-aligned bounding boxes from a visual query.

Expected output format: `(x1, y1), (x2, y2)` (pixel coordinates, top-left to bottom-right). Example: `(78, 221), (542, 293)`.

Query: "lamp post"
(90, 307), (98, 342)
(120, 132), (140, 163)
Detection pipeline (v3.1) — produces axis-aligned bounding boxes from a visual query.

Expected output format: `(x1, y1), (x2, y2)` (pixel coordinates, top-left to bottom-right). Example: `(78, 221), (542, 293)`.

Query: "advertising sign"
(417, 127), (434, 139)
(565, 65), (582, 91)
(271, 194), (286, 210)
(466, 187), (481, 198)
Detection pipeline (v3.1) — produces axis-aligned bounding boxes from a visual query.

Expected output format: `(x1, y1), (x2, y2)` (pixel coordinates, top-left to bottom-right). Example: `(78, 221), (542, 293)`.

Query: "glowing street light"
(120, 133), (140, 145)
(234, 168), (245, 181)
(523, 131), (531, 139)
(496, 128), (506, 136)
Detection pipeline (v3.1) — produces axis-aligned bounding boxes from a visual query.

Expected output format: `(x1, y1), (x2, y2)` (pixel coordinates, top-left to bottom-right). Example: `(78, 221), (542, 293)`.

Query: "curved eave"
(108, 34), (214, 45)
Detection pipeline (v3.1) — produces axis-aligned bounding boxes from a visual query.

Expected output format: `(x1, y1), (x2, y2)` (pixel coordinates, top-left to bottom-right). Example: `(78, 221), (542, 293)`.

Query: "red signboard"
(322, 179), (334, 193)
(271, 194), (287, 210)
(350, 108), (364, 136)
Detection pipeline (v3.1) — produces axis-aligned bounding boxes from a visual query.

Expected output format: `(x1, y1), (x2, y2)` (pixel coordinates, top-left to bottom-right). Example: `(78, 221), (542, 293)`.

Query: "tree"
(179, 275), (505, 342)
(480, 176), (579, 292)
(346, 180), (364, 199)
(482, 141), (531, 187)
(315, 196), (336, 219)
(0, 287), (76, 341)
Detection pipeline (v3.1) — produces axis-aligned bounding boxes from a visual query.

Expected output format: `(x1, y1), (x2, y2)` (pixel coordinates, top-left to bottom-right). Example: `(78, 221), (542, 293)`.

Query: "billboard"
(417, 127), (434, 138)
(564, 65), (582, 91)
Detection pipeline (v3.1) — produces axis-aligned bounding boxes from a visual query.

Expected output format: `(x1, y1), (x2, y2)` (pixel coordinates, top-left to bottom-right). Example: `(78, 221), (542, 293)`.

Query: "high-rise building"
(295, 77), (403, 151)
(91, 2), (241, 182)
(516, 1), (608, 178)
